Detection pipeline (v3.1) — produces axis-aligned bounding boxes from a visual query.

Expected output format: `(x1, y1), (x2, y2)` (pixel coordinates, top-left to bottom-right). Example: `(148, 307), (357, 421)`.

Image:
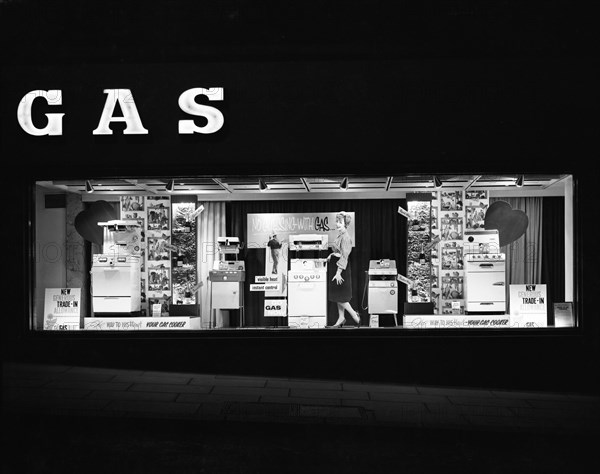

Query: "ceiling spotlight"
(300, 177), (311, 192)
(385, 176), (393, 192)
(85, 180), (95, 193)
(433, 176), (443, 188)
(340, 177), (349, 191)
(165, 179), (175, 192)
(515, 175), (524, 187)
(259, 178), (268, 192)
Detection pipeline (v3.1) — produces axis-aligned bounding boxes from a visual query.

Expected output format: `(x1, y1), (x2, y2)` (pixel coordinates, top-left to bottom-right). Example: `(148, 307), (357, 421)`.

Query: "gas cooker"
(465, 253), (506, 262)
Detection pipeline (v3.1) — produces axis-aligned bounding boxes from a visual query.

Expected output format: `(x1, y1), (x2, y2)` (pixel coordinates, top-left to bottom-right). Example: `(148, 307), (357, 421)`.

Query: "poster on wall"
(120, 197), (146, 244)
(147, 264), (171, 297)
(147, 235), (171, 261)
(440, 215), (463, 240)
(464, 190), (488, 205)
(147, 206), (170, 231)
(465, 205), (487, 229)
(43, 288), (81, 330)
(440, 192), (463, 211)
(509, 284), (548, 328)
(441, 245), (463, 270)
(441, 300), (465, 315)
(121, 196), (145, 214)
(441, 275), (463, 300)
(264, 233), (288, 298)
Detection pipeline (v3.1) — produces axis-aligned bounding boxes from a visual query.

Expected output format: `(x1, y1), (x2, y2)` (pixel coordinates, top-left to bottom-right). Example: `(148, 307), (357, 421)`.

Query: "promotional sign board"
(84, 317), (201, 330)
(553, 302), (574, 327)
(247, 212), (356, 248)
(44, 316), (81, 331)
(44, 288), (81, 316)
(509, 284), (548, 328)
(44, 288), (81, 330)
(264, 299), (287, 317)
(396, 274), (413, 286)
(255, 275), (280, 283)
(403, 314), (510, 329)
(397, 206), (411, 219)
(250, 283), (281, 292)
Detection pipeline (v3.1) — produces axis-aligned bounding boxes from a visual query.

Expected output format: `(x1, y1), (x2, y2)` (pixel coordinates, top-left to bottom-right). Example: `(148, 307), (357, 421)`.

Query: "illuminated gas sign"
(16, 87), (225, 136)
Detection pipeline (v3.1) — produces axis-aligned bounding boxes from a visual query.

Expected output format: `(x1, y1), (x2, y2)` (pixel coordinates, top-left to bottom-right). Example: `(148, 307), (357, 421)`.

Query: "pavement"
(3, 361), (600, 473)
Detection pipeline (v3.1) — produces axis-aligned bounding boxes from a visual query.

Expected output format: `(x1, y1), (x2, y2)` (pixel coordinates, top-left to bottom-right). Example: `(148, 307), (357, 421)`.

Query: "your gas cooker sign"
(16, 88), (225, 136)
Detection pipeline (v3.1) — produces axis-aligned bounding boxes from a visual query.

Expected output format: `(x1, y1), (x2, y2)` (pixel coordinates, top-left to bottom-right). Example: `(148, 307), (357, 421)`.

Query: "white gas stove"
(465, 253), (506, 314)
(288, 259), (327, 320)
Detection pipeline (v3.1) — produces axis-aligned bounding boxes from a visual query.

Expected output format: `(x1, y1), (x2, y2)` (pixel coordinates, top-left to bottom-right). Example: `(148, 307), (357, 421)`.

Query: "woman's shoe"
(331, 319), (346, 328)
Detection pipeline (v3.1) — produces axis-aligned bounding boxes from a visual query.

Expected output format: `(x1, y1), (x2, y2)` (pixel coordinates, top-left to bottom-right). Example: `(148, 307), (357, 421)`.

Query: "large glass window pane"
(32, 174), (576, 331)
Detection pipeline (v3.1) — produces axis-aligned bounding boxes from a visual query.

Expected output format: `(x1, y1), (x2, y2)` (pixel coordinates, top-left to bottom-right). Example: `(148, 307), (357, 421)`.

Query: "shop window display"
(31, 174), (576, 331)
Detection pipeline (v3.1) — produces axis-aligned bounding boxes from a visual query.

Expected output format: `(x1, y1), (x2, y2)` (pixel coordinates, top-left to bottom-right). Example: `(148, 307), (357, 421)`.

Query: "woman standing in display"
(327, 211), (361, 328)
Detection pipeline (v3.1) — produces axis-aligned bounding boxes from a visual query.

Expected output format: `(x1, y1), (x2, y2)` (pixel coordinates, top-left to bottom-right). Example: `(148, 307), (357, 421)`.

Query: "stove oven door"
(465, 261), (506, 312)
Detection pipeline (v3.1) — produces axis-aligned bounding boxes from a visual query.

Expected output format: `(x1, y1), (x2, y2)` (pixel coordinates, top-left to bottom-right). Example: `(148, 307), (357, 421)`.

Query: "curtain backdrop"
(227, 198), (408, 327)
(490, 197), (543, 285)
(541, 197), (565, 325)
(197, 201), (227, 327)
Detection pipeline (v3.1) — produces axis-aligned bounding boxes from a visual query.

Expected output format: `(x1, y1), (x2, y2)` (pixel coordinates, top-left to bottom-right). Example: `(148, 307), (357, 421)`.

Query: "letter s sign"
(178, 88), (224, 134)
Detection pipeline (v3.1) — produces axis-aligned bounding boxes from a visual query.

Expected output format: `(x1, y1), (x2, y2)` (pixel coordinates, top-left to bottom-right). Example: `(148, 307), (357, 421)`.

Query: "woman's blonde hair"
(336, 211), (352, 228)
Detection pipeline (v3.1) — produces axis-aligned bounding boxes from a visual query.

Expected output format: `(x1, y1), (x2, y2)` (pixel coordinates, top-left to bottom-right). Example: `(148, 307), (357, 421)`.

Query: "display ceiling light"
(165, 179), (175, 192)
(212, 178), (233, 193)
(385, 176), (393, 191)
(300, 177), (311, 192)
(515, 175), (524, 187)
(85, 180), (95, 193)
(340, 177), (349, 190)
(433, 176), (443, 188)
(259, 178), (268, 192)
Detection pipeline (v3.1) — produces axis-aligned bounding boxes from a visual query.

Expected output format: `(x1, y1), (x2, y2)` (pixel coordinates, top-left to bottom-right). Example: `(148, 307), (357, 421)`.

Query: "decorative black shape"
(74, 200), (118, 246)
(484, 200), (529, 247)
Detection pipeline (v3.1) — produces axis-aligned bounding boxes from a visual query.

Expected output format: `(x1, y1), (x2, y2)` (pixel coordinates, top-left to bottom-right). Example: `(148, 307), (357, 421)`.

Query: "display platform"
(83, 317), (201, 331)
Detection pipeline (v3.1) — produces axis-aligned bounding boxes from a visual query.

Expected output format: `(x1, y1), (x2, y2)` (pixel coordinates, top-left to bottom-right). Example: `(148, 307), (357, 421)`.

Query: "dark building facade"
(2, 1), (598, 393)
